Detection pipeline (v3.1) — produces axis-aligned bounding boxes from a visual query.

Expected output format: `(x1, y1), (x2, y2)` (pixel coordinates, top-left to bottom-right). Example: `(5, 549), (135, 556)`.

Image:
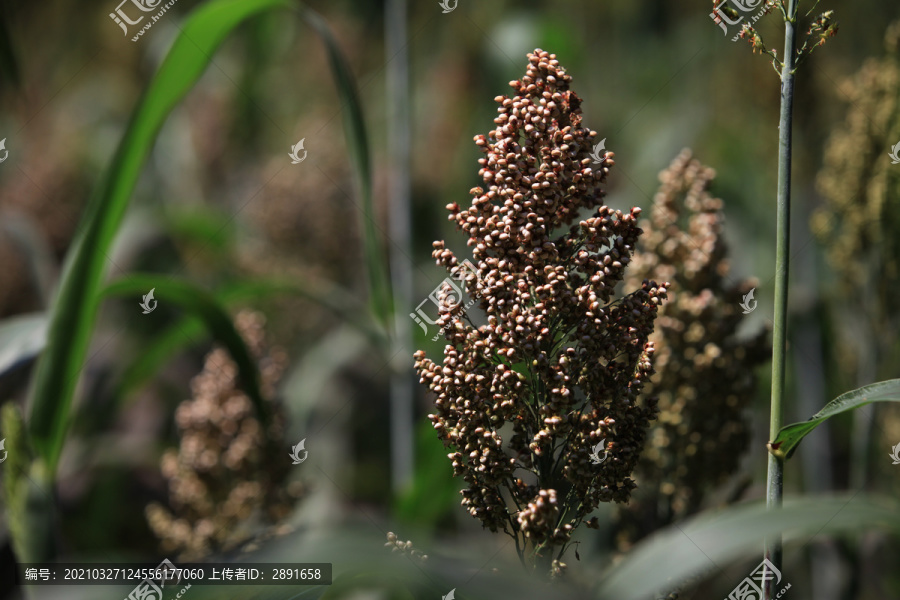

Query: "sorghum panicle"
(812, 20), (900, 291)
(414, 49), (668, 571)
(617, 150), (769, 550)
(811, 21), (900, 464)
(146, 310), (303, 560)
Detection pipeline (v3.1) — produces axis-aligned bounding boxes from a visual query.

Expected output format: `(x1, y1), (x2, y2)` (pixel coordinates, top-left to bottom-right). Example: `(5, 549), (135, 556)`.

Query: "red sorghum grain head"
(414, 49), (668, 575)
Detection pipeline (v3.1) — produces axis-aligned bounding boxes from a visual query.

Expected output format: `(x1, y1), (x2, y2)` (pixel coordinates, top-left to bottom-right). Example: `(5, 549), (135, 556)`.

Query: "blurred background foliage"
(1, 0), (900, 598)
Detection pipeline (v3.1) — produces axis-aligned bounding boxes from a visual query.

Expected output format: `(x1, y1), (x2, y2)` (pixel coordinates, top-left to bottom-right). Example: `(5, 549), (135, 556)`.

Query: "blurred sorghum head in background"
(811, 20), (900, 476)
(145, 310), (303, 560)
(812, 20), (900, 292)
(616, 150), (769, 550)
(414, 48), (668, 575)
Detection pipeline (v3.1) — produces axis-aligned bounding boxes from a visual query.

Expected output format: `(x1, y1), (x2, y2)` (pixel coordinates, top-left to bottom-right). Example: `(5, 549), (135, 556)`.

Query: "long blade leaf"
(596, 494), (900, 599)
(0, 6), (21, 89)
(303, 9), (394, 329)
(769, 379), (900, 459)
(0, 313), (48, 379)
(106, 277), (386, 404)
(103, 275), (268, 421)
(25, 0), (386, 473)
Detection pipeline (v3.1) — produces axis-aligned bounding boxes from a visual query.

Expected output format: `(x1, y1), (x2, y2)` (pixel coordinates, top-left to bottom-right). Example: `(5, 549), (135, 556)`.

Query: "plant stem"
(766, 0), (798, 597)
(386, 0), (415, 494)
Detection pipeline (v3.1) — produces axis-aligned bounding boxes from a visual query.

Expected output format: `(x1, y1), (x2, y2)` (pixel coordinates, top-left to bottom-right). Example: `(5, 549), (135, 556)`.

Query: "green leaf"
(769, 379), (900, 460)
(113, 315), (204, 404)
(160, 205), (236, 254)
(0, 313), (47, 379)
(303, 10), (393, 330)
(596, 494), (900, 599)
(1, 404), (56, 563)
(25, 0), (295, 474)
(24, 0), (388, 475)
(0, 210), (57, 307)
(0, 7), (21, 88)
(109, 277), (385, 404)
(279, 324), (369, 425)
(321, 572), (415, 600)
(394, 419), (460, 525)
(102, 275), (268, 423)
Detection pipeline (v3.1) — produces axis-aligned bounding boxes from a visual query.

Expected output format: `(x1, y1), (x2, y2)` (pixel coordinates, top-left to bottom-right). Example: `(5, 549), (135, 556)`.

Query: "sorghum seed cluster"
(414, 49), (668, 569)
(384, 532), (428, 562)
(812, 20), (900, 292)
(616, 150), (768, 550)
(811, 21), (900, 467)
(146, 310), (303, 560)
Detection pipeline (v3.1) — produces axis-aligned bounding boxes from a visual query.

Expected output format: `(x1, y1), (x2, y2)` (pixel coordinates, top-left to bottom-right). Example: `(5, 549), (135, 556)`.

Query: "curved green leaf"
(160, 205), (236, 254)
(321, 572), (415, 600)
(304, 10), (393, 330)
(769, 379), (900, 460)
(394, 419), (460, 525)
(0, 209), (57, 307)
(25, 0), (387, 474)
(280, 324), (369, 426)
(596, 494), (900, 599)
(1, 404), (56, 564)
(103, 275), (268, 422)
(0, 313), (47, 379)
(116, 314), (205, 401)
(107, 277), (385, 404)
(26, 0), (292, 473)
(0, 7), (21, 89)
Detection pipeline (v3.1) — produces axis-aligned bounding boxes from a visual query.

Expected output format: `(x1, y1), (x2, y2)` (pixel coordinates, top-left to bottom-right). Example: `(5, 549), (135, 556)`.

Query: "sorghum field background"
(1, 0), (900, 599)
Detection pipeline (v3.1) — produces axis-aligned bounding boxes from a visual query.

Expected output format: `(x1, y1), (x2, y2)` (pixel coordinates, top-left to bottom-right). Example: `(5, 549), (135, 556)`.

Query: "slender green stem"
(766, 1), (798, 598)
(385, 0), (414, 494)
